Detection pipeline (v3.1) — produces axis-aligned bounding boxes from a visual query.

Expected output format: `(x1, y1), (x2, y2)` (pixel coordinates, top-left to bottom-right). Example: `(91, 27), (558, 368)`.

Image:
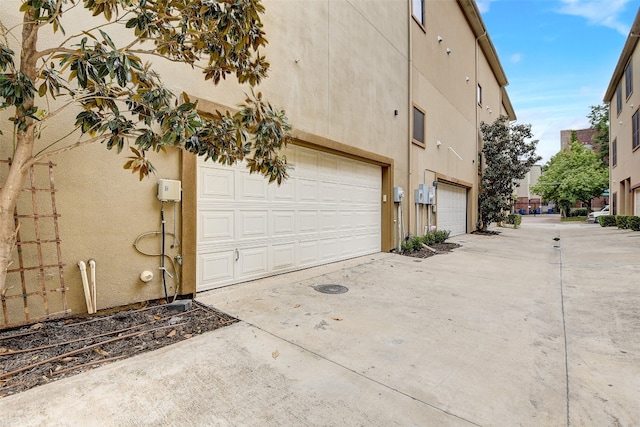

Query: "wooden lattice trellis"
(1, 160), (68, 328)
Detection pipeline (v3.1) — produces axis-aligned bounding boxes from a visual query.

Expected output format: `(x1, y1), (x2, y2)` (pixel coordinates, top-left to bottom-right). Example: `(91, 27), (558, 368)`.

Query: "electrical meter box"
(393, 186), (405, 203)
(414, 188), (424, 204)
(425, 185), (436, 205)
(157, 179), (182, 202)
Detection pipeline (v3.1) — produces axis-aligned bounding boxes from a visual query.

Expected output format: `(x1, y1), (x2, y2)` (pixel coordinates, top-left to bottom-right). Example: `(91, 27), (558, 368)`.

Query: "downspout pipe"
(406, 0), (413, 242)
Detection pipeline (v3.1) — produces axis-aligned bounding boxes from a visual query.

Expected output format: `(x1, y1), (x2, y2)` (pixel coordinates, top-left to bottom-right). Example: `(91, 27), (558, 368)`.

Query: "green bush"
(506, 213), (522, 228)
(628, 216), (640, 231)
(401, 230), (451, 253)
(571, 208), (588, 217)
(616, 215), (631, 229)
(433, 230), (451, 243)
(598, 215), (617, 227)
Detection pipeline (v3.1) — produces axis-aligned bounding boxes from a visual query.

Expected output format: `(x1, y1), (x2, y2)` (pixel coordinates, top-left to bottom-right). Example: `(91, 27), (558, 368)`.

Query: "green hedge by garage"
(598, 215), (640, 231)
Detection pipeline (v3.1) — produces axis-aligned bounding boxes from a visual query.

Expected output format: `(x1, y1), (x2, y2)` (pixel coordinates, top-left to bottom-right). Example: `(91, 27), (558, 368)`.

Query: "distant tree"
(531, 140), (609, 217)
(0, 0), (292, 296)
(478, 116), (541, 231)
(587, 104), (609, 163)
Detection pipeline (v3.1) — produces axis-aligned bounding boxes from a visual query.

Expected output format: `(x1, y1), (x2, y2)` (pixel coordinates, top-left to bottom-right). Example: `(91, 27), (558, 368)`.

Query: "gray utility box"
(418, 184), (435, 205)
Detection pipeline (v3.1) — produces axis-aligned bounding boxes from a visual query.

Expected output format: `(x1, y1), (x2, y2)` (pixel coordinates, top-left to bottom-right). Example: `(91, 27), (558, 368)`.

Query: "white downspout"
(78, 261), (94, 314)
(88, 259), (97, 313)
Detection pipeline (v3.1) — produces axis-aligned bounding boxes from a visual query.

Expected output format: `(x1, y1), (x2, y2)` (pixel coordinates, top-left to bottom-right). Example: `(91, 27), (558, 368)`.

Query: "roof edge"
(604, 7), (640, 101)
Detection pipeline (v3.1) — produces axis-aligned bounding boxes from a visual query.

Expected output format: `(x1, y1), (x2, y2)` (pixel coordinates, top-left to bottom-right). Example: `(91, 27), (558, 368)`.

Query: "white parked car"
(587, 205), (610, 223)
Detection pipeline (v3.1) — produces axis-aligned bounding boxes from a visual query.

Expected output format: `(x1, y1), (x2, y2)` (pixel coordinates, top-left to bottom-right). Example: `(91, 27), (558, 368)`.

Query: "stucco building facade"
(604, 7), (640, 217)
(1, 0), (515, 325)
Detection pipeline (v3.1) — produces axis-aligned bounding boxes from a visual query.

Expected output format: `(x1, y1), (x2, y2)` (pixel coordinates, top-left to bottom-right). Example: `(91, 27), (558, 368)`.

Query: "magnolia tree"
(0, 0), (291, 295)
(478, 115), (540, 231)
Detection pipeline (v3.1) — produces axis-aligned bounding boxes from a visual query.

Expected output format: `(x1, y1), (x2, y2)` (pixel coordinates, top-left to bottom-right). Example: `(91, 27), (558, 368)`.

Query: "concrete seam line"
(244, 321), (483, 427)
(557, 232), (571, 427)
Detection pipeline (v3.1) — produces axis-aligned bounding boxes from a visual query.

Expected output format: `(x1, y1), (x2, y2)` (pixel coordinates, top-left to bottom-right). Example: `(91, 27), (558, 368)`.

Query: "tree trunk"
(0, 13), (38, 295)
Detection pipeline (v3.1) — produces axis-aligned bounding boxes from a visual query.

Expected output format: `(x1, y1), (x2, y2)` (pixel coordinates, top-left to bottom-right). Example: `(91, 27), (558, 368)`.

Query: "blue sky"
(477, 0), (640, 164)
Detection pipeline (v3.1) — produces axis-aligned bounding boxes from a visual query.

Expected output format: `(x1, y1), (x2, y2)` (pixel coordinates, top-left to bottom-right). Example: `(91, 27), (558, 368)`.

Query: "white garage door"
(197, 145), (381, 291)
(635, 188), (640, 216)
(437, 182), (467, 237)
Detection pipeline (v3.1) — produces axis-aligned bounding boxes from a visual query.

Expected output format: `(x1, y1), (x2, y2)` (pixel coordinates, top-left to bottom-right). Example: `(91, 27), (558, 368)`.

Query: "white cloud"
(476, 0), (497, 14)
(556, 0), (632, 35)
(510, 53), (523, 63)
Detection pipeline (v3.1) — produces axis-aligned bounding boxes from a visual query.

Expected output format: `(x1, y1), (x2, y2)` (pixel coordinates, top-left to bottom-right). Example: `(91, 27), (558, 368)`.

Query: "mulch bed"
(0, 300), (237, 398)
(401, 242), (461, 258)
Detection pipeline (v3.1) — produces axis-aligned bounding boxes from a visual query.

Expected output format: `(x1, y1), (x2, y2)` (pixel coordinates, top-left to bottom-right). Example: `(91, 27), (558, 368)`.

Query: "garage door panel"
(238, 246), (268, 277)
(273, 243), (296, 270)
(320, 211), (338, 232)
(272, 210), (296, 237)
(318, 153), (339, 176)
(635, 189), (640, 216)
(298, 179), (318, 202)
(338, 210), (354, 230)
(238, 210), (268, 239)
(200, 211), (234, 243)
(298, 210), (318, 234)
(238, 172), (268, 201)
(296, 148), (318, 174)
(199, 168), (235, 201)
(319, 181), (339, 203)
(319, 238), (338, 260)
(199, 251), (234, 285)
(298, 240), (318, 265)
(271, 179), (295, 202)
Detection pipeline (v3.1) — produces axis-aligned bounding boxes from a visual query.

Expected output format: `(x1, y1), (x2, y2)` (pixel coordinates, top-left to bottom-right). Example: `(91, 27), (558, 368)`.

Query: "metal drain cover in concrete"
(312, 284), (349, 294)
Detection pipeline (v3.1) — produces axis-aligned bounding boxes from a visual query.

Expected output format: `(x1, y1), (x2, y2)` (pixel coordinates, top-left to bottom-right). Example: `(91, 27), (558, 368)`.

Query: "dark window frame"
(412, 104), (426, 148)
(625, 61), (633, 99)
(612, 138), (617, 167)
(633, 109), (640, 151)
(477, 84), (482, 106)
(412, 0), (425, 29)
(616, 81), (623, 116)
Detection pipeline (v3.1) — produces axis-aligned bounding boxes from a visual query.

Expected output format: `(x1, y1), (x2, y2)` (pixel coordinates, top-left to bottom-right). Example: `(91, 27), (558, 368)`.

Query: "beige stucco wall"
(409, 0), (509, 233)
(608, 44), (640, 215)
(0, 3), (184, 323)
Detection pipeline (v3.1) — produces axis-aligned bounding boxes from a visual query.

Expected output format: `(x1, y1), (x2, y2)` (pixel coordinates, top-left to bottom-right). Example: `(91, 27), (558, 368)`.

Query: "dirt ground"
(401, 242), (461, 258)
(0, 300), (237, 398)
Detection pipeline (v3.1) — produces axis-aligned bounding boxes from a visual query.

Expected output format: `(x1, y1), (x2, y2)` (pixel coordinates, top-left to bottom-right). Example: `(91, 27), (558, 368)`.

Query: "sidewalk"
(1, 219), (638, 426)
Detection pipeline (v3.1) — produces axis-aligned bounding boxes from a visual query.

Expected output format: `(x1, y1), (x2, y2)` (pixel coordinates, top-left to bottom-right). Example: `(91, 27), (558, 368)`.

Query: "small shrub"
(571, 208), (587, 217)
(628, 216), (640, 231)
(598, 215), (617, 227)
(616, 215), (631, 229)
(433, 230), (450, 243)
(401, 230), (451, 253)
(506, 213), (522, 228)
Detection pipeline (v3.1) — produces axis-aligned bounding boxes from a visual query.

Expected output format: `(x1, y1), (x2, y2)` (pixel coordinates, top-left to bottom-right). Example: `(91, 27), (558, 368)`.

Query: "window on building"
(477, 84), (482, 106)
(612, 138), (617, 167)
(633, 109), (640, 150)
(625, 61), (633, 99)
(413, 105), (425, 147)
(616, 82), (623, 116)
(412, 0), (425, 26)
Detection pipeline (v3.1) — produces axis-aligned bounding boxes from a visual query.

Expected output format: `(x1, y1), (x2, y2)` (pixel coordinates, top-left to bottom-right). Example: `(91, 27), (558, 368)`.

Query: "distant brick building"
(560, 128), (599, 151)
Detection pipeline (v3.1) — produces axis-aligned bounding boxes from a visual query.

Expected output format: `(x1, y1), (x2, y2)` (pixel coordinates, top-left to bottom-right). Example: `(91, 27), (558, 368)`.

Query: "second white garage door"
(437, 182), (468, 237)
(197, 145), (382, 291)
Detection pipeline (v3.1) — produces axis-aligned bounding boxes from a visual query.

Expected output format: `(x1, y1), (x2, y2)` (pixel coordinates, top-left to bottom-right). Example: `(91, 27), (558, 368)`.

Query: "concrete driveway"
(1, 216), (638, 426)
